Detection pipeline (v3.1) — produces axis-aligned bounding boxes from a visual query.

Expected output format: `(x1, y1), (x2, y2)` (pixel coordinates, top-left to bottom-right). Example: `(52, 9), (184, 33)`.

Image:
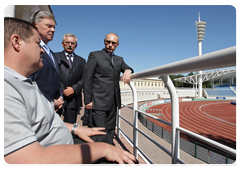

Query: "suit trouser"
(91, 100), (117, 145)
(63, 105), (80, 124)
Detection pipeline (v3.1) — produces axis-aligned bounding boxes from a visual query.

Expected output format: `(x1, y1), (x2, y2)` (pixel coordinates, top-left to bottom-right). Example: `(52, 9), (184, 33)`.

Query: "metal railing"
(116, 46), (236, 164)
(137, 111), (236, 164)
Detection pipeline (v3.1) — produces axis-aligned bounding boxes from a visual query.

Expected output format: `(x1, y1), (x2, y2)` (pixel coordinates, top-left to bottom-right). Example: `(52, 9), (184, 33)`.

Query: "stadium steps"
(229, 85), (236, 94)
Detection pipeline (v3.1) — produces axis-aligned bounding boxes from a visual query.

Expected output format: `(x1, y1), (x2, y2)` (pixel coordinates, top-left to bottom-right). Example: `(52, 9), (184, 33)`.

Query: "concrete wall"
(121, 89), (196, 105)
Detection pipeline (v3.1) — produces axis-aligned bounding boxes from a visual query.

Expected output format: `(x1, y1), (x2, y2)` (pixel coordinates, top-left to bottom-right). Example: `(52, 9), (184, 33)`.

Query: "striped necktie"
(44, 44), (55, 67)
(44, 44), (51, 57)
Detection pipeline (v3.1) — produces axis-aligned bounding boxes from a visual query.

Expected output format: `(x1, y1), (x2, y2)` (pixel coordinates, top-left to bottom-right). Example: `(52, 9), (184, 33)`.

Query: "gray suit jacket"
(83, 49), (134, 111)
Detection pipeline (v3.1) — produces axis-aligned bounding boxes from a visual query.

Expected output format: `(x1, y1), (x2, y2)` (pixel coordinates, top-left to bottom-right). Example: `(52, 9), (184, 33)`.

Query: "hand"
(85, 102), (93, 110)
(54, 97), (64, 111)
(102, 143), (139, 164)
(63, 87), (74, 98)
(120, 70), (131, 84)
(75, 126), (106, 143)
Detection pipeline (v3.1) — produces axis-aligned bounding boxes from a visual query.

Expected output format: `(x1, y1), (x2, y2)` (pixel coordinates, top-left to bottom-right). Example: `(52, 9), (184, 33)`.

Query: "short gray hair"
(29, 10), (56, 25)
(62, 33), (78, 43)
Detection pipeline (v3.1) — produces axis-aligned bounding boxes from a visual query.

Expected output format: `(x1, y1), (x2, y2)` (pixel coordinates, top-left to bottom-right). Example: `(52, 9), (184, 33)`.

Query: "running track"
(146, 100), (236, 149)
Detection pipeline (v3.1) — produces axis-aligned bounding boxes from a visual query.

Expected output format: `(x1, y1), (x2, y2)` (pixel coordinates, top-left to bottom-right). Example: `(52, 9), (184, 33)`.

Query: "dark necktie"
(68, 54), (73, 68)
(110, 54), (114, 65)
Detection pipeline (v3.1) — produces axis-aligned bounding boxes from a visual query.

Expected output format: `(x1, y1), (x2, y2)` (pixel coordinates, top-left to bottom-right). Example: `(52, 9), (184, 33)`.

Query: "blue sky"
(48, 5), (236, 74)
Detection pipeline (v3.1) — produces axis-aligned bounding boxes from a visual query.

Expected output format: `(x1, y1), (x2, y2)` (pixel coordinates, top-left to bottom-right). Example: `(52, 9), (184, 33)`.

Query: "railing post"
(116, 108), (121, 138)
(129, 80), (138, 159)
(226, 154), (228, 164)
(195, 142), (197, 158)
(161, 75), (180, 164)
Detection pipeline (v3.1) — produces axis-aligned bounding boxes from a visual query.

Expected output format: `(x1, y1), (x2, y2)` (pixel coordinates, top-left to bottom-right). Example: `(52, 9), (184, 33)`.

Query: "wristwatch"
(71, 123), (80, 134)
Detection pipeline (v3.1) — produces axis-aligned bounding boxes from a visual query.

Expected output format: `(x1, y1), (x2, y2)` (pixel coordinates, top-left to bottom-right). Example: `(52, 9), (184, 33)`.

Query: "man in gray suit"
(55, 33), (86, 123)
(83, 33), (134, 145)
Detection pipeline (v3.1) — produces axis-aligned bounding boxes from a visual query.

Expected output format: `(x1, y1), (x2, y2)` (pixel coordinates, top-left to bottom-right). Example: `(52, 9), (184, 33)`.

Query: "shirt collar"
(40, 40), (47, 47)
(104, 48), (114, 56)
(40, 40), (50, 52)
(64, 51), (74, 57)
(4, 65), (32, 83)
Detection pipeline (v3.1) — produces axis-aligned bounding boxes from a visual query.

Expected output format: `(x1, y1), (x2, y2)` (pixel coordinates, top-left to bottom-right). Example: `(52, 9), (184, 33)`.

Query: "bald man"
(83, 33), (134, 145)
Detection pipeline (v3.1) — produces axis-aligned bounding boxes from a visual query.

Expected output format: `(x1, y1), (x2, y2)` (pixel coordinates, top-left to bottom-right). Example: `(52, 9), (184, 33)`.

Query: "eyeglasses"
(105, 40), (118, 45)
(64, 41), (76, 45)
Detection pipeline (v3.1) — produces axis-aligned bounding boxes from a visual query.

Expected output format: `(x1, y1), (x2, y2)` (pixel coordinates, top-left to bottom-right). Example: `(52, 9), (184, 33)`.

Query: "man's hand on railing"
(102, 143), (139, 164)
(121, 69), (131, 84)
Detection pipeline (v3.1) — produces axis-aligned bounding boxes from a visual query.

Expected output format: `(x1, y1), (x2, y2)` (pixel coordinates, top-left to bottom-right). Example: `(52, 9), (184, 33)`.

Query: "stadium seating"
(204, 84), (236, 97)
(214, 84), (231, 90)
(206, 89), (236, 97)
(231, 84), (236, 91)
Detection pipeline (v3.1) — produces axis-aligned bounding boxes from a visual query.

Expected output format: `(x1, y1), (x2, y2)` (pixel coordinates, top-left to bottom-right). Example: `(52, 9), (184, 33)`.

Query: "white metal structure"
(174, 68), (236, 85)
(116, 46), (236, 164)
(196, 12), (207, 98)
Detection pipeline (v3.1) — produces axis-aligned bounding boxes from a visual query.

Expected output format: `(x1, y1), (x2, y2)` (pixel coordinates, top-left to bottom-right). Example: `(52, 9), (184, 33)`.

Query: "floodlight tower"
(196, 12), (206, 98)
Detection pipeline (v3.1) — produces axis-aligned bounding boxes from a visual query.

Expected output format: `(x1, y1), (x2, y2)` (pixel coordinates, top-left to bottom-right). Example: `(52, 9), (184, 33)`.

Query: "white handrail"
(131, 46), (236, 79)
(117, 46), (236, 164)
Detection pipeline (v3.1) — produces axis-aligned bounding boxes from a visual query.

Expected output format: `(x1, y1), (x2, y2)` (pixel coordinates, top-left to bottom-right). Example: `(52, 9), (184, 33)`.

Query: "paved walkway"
(112, 101), (206, 164)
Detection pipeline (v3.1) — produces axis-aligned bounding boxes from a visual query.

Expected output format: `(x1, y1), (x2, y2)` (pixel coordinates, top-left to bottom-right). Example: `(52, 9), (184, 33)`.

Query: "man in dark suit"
(55, 33), (86, 124)
(83, 33), (134, 145)
(28, 10), (63, 111)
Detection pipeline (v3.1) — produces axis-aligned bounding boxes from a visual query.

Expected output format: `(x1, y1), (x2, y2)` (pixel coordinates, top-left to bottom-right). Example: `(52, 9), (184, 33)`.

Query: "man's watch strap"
(71, 123), (80, 135)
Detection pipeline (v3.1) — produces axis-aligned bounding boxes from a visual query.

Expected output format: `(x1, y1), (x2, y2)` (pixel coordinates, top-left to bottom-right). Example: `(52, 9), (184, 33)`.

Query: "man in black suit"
(55, 33), (86, 124)
(28, 10), (63, 111)
(83, 33), (134, 145)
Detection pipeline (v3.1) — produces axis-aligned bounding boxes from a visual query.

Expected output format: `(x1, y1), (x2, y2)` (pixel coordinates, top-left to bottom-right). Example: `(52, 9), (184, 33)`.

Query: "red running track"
(146, 100), (236, 149)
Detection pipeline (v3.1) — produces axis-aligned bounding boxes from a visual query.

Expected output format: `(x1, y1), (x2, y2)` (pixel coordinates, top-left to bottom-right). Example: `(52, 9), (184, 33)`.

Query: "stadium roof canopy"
(174, 68), (236, 84)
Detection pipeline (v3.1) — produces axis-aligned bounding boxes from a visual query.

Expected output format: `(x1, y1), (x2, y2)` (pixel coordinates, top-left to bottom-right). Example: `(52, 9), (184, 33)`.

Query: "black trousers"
(91, 100), (117, 145)
(63, 105), (80, 124)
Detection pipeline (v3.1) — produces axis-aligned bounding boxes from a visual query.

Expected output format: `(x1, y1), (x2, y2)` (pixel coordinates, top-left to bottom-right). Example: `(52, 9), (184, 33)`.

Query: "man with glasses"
(83, 33), (134, 145)
(55, 33), (86, 124)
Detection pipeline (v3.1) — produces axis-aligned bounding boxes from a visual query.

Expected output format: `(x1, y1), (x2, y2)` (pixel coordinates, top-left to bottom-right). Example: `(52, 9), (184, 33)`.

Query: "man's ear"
(11, 34), (22, 52)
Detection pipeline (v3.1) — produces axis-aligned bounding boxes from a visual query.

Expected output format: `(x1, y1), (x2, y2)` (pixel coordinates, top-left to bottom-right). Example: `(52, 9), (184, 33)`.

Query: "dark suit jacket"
(55, 51), (86, 109)
(83, 49), (134, 111)
(29, 47), (62, 102)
